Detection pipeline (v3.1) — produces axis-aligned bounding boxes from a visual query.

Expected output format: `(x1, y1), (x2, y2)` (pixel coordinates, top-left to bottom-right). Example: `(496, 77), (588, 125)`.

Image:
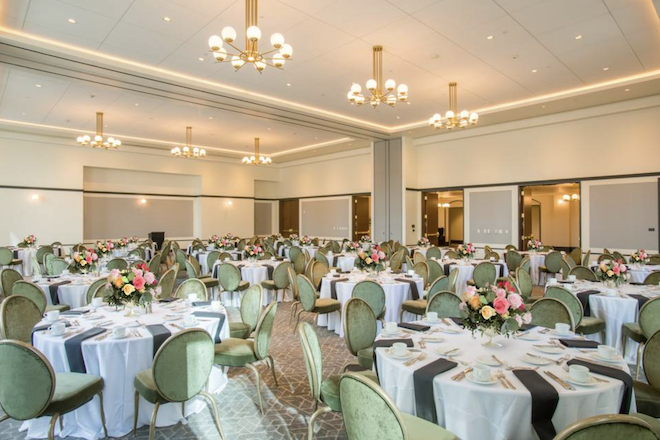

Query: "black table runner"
(513, 369), (559, 440)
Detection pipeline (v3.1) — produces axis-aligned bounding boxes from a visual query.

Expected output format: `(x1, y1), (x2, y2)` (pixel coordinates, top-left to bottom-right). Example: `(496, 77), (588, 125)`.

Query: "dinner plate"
(421, 336), (445, 343)
(435, 347), (461, 357)
(590, 353), (624, 363)
(111, 333), (130, 340)
(564, 374), (597, 387)
(164, 314), (180, 321)
(380, 330), (405, 338)
(515, 332), (541, 341)
(384, 348), (415, 361)
(422, 317), (441, 324)
(521, 354), (553, 366)
(476, 355), (502, 366)
(183, 320), (200, 328)
(534, 345), (564, 355)
(465, 372), (497, 385)
(126, 321), (141, 328)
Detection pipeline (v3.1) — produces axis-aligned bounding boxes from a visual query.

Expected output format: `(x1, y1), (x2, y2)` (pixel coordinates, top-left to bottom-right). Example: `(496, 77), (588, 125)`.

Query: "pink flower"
(372, 253), (379, 262)
(378, 251), (386, 260)
(459, 302), (466, 311)
(464, 285), (478, 299)
(514, 315), (523, 327)
(73, 252), (79, 259)
(85, 255), (92, 263)
(110, 269), (120, 279)
(133, 276), (145, 290)
(494, 287), (507, 298)
(133, 269), (143, 278)
(91, 253), (98, 261)
(144, 272), (156, 285)
(522, 312), (532, 324)
(508, 293), (523, 310)
(493, 296), (510, 315)
(613, 266), (620, 275)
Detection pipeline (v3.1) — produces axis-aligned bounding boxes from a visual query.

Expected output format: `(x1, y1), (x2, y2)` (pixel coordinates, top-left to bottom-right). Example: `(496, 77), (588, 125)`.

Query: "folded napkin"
(513, 369), (559, 440)
(192, 311), (226, 343)
(158, 297), (178, 303)
(449, 317), (464, 326)
(398, 322), (431, 332)
(443, 264), (452, 277)
(558, 280), (574, 284)
(629, 282), (645, 286)
(567, 359), (633, 413)
(576, 290), (601, 316)
(372, 338), (414, 376)
(65, 328), (106, 373)
(395, 278), (420, 300)
(330, 278), (348, 300)
(558, 338), (599, 349)
(519, 324), (538, 332)
(61, 310), (90, 316)
(332, 255), (340, 267)
(628, 294), (650, 309)
(48, 280), (72, 305)
(145, 324), (172, 357)
(13, 250), (19, 259)
(413, 358), (458, 423)
(192, 301), (212, 307)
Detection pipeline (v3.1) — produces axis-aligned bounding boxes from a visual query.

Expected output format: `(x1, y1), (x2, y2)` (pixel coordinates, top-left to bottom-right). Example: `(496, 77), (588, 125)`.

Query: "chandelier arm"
(223, 41), (245, 54)
(260, 60), (283, 69)
(259, 48), (280, 56)
(234, 62), (248, 71)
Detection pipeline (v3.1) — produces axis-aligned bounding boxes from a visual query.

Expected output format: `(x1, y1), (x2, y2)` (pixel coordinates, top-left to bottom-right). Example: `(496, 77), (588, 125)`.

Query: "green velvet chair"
(230, 285), (264, 339)
(622, 297), (660, 379)
(310, 261), (330, 290)
(174, 278), (208, 301)
(569, 247), (583, 268)
(520, 256), (531, 274)
(505, 244), (518, 251)
(217, 263), (250, 305)
(315, 252), (331, 267)
(513, 267), (536, 305)
(413, 252), (427, 265)
(353, 281), (386, 322)
(399, 275), (449, 320)
(612, 251), (627, 263)
(412, 261), (429, 288)
(185, 258), (220, 293)
(544, 285), (605, 340)
(0, 340), (108, 440)
(214, 301), (278, 414)
(505, 250), (523, 272)
(261, 262), (292, 303)
(447, 267), (459, 293)
(158, 268), (177, 299)
(339, 372), (457, 440)
(343, 297), (378, 370)
(148, 254), (161, 276)
(426, 291), (461, 318)
(427, 260), (444, 285)
(86, 278), (109, 305)
(218, 252), (234, 262)
(44, 253), (57, 276)
(12, 280), (71, 314)
(598, 253), (614, 263)
(133, 329), (224, 440)
(649, 255), (660, 265)
(299, 322), (377, 440)
(389, 250), (405, 272)
(484, 251), (500, 261)
(128, 248), (145, 260)
(1, 268), (23, 296)
(554, 414), (660, 440)
(541, 245), (554, 252)
(0, 247), (23, 271)
(0, 295), (43, 343)
(176, 249), (189, 271)
(31, 256), (43, 276)
(426, 247), (442, 260)
(293, 275), (341, 333)
(293, 253), (306, 275)
(289, 246), (303, 264)
(206, 251), (220, 272)
(444, 250), (460, 259)
(530, 297), (575, 330)
(633, 328), (660, 421)
(467, 262), (496, 288)
(106, 258), (128, 271)
(35, 246), (54, 266)
(569, 265), (598, 282)
(560, 258), (572, 279)
(50, 258), (71, 276)
(582, 250), (592, 266)
(539, 251), (563, 282)
(644, 272), (660, 285)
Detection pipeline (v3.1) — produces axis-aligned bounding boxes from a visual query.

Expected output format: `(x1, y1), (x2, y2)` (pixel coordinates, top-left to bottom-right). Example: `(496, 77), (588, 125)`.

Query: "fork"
(494, 370), (510, 389)
(418, 339), (427, 349)
(497, 370), (517, 389)
(404, 352), (427, 367)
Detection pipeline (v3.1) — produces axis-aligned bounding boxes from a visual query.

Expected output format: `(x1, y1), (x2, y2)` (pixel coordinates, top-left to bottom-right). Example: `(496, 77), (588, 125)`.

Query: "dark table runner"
(31, 322), (71, 344)
(159, 297), (178, 303)
(449, 317), (464, 326)
(443, 264), (452, 277)
(145, 324), (172, 357)
(567, 359), (633, 413)
(13, 250), (19, 259)
(192, 312), (226, 343)
(413, 358), (458, 423)
(61, 310), (89, 316)
(395, 278), (420, 300)
(48, 280), (71, 305)
(263, 265), (275, 279)
(192, 301), (211, 307)
(628, 294), (650, 309)
(64, 328), (106, 373)
(330, 278), (348, 299)
(576, 290), (601, 316)
(513, 369), (559, 440)
(558, 338), (599, 349)
(372, 338), (414, 376)
(398, 322), (430, 332)
(519, 324), (538, 332)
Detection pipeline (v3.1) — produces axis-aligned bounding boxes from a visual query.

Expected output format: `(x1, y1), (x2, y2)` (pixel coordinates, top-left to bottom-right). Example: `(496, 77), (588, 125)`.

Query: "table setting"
(280, 245), (318, 260)
(196, 249), (242, 274)
(325, 251), (358, 272)
(212, 258), (283, 305)
(33, 271), (107, 309)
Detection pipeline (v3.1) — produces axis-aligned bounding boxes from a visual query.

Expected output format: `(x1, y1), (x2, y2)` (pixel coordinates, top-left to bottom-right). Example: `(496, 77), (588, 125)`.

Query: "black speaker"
(148, 232), (165, 250)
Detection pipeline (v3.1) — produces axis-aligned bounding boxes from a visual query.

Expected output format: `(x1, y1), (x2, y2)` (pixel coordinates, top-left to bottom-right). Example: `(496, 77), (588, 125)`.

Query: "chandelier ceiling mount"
(171, 126), (206, 158)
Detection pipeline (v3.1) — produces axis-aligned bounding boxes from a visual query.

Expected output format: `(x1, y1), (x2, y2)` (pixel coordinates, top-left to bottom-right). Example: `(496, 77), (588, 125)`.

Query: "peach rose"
(480, 306), (496, 320)
(468, 295), (481, 310)
(122, 284), (135, 295)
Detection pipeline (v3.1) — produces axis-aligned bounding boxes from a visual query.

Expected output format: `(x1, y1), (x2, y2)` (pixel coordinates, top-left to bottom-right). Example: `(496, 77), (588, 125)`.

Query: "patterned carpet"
(0, 302), (352, 440)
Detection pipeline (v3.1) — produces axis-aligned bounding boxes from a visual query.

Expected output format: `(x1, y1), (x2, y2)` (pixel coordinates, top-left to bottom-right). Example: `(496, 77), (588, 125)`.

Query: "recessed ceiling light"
(541, 105), (546, 108)
(430, 54), (440, 59)
(624, 88), (630, 92)
(532, 69), (538, 73)
(208, 116), (213, 119)
(21, 112), (25, 115)
(486, 35), (494, 40)
(603, 67), (609, 71)
(198, 57), (204, 61)
(314, 137), (318, 139)
(67, 18), (76, 24)
(163, 17), (171, 22)
(286, 83), (291, 87)
(396, 116), (400, 119)
(267, 127), (271, 130)
(134, 103), (139, 106)
(35, 84), (41, 88)
(575, 35), (583, 40)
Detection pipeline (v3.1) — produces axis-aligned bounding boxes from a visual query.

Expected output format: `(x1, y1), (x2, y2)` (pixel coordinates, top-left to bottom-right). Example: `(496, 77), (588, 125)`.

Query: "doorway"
(279, 199), (299, 236)
(422, 190), (464, 246)
(352, 195), (371, 242)
(520, 183), (580, 251)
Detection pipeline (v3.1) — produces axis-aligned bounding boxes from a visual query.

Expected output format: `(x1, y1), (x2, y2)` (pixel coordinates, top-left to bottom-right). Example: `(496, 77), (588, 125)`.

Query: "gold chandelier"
(347, 46), (408, 108)
(242, 138), (272, 165)
(171, 126), (206, 158)
(76, 112), (121, 149)
(207, 0), (293, 73)
(428, 82), (479, 130)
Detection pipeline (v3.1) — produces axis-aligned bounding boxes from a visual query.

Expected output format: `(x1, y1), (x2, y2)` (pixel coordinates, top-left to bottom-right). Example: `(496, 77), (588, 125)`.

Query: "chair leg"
(200, 390), (227, 440)
(636, 342), (645, 380)
(622, 335), (628, 358)
(308, 405), (333, 440)
(48, 413), (60, 440)
(0, 414), (8, 424)
(293, 309), (304, 334)
(290, 301), (299, 324)
(182, 401), (186, 417)
(267, 354), (279, 387)
(59, 415), (63, 431)
(133, 391), (140, 435)
(98, 391), (108, 438)
(149, 402), (161, 440)
(246, 363), (264, 414)
(600, 330), (606, 344)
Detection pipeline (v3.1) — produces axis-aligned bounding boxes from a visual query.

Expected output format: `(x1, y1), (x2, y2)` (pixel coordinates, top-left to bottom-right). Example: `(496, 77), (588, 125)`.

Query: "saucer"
(420, 336), (445, 343)
(515, 332), (541, 341)
(164, 314), (180, 321)
(521, 354), (553, 366)
(126, 321), (141, 328)
(476, 355), (502, 367)
(422, 317), (441, 324)
(183, 320), (200, 328)
(381, 330), (405, 338)
(435, 347), (461, 357)
(550, 330), (574, 337)
(564, 374), (597, 387)
(385, 348), (414, 361)
(534, 345), (564, 355)
(465, 372), (497, 385)
(111, 333), (129, 340)
(590, 352), (623, 363)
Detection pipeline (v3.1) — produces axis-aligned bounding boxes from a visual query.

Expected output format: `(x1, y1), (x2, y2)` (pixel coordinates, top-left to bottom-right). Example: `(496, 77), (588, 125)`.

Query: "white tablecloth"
(281, 246), (317, 260)
(518, 251), (549, 285)
(26, 303), (229, 439)
(37, 275), (106, 309)
(376, 321), (633, 440)
(325, 252), (357, 272)
(317, 273), (424, 338)
(212, 260), (284, 306)
(439, 259), (508, 295)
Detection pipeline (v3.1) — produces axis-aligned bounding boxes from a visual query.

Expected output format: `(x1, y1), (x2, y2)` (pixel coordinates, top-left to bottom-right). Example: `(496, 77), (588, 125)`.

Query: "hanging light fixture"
(207, 0), (292, 73)
(171, 126), (206, 158)
(428, 82), (479, 130)
(76, 112), (121, 149)
(242, 138), (272, 165)
(347, 45), (408, 108)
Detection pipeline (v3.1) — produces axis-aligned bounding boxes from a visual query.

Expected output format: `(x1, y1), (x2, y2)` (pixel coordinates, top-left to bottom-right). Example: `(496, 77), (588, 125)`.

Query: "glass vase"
(481, 327), (502, 348)
(125, 301), (139, 317)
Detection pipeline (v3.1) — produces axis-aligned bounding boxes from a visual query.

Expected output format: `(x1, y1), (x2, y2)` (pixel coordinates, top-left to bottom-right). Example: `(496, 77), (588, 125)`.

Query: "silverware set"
(543, 370), (575, 391)
(495, 370), (516, 389)
(451, 367), (472, 381)
(404, 352), (427, 367)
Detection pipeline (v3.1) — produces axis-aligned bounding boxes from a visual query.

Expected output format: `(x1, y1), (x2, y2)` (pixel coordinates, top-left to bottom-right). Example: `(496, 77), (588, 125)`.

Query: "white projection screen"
(300, 198), (350, 239)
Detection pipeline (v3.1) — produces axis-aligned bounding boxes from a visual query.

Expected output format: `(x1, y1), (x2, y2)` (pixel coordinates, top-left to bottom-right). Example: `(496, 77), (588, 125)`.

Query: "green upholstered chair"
(175, 249), (188, 271)
(413, 252), (427, 264)
(505, 244), (517, 251)
(217, 263), (250, 305)
(582, 250), (592, 266)
(310, 261), (330, 290)
(214, 301), (278, 414)
(133, 329), (224, 440)
(447, 268), (459, 293)
(569, 248), (583, 268)
(612, 251), (627, 263)
(289, 246), (303, 264)
(0, 295), (43, 343)
(106, 258), (128, 271)
(44, 253), (56, 276)
(261, 262), (292, 302)
(644, 272), (660, 285)
(513, 267), (536, 305)
(389, 250), (405, 272)
(35, 246), (54, 266)
(158, 268), (177, 299)
(539, 251), (563, 281)
(569, 265), (598, 282)
(484, 245), (493, 254)
(623, 297), (660, 379)
(206, 251), (220, 272)
(554, 414), (660, 440)
(230, 285), (263, 339)
(86, 278), (109, 305)
(218, 252), (234, 262)
(649, 255), (660, 265)
(32, 255), (43, 276)
(71, 244), (86, 253)
(565, 255), (577, 269)
(148, 254), (161, 276)
(545, 285), (605, 340)
(560, 258), (572, 279)
(426, 291), (461, 318)
(520, 256), (531, 274)
(426, 247), (442, 260)
(339, 372), (457, 440)
(403, 254), (414, 271)
(50, 258), (71, 276)
(541, 245), (554, 252)
(633, 329), (660, 420)
(427, 260), (444, 285)
(0, 340), (108, 440)
(530, 297), (575, 330)
(412, 261), (429, 288)
(12, 281), (70, 314)
(505, 250), (523, 272)
(293, 275), (341, 332)
(287, 265), (302, 324)
(444, 250), (460, 259)
(484, 251), (500, 261)
(467, 262), (496, 288)
(1, 268), (23, 296)
(353, 281), (386, 322)
(598, 253), (614, 263)
(343, 297), (378, 370)
(293, 253), (306, 275)
(184, 259), (220, 295)
(128, 248), (145, 260)
(174, 278), (208, 301)
(0, 247), (23, 270)
(399, 276), (450, 320)
(315, 252), (331, 267)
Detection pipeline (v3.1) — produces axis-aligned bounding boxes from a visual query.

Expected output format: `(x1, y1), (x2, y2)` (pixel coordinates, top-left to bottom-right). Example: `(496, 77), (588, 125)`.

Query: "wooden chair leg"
(308, 405), (333, 440)
(267, 354), (279, 387)
(200, 390), (227, 440)
(182, 401), (186, 417)
(149, 402), (161, 440)
(293, 309), (304, 334)
(246, 363), (264, 414)
(133, 390), (140, 435)
(98, 391), (108, 438)
(48, 413), (60, 440)
(0, 414), (9, 424)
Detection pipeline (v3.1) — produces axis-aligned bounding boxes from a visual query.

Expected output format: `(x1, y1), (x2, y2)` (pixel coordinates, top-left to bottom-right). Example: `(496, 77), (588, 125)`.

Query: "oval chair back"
(1, 268), (23, 296)
(207, 251), (220, 272)
(412, 261), (429, 288)
(447, 268), (460, 293)
(612, 251), (626, 263)
(152, 329), (214, 402)
(184, 260), (200, 280)
(240, 285), (264, 336)
(86, 278), (109, 305)
(31, 256), (42, 276)
(289, 246), (303, 265)
(273, 262), (293, 289)
(554, 414), (660, 440)
(353, 281), (386, 319)
(565, 255), (576, 268)
(389, 250), (404, 272)
(426, 291), (461, 318)
(311, 261), (329, 290)
(413, 252), (426, 264)
(505, 244), (518, 251)
(0, 340), (56, 420)
(568, 248), (582, 267)
(44, 253), (57, 275)
(560, 259), (571, 278)
(254, 301), (278, 361)
(484, 251), (500, 262)
(643, 272), (660, 285)
(598, 254), (614, 263)
(582, 250), (591, 266)
(342, 297), (377, 356)
(0, 296), (43, 343)
(473, 262), (496, 288)
(297, 275), (317, 313)
(217, 263), (242, 292)
(128, 248), (145, 260)
(159, 242), (171, 264)
(287, 266), (299, 302)
(514, 267), (533, 301)
(505, 250), (522, 272)
(520, 256), (531, 274)
(188, 257), (203, 277)
(106, 258), (128, 271)
(643, 327), (660, 388)
(545, 286), (583, 327)
(176, 249), (188, 269)
(330, 241), (341, 253)
(541, 245), (554, 252)
(649, 255), (660, 265)
(294, 253), (306, 275)
(427, 260), (444, 285)
(174, 278), (208, 301)
(427, 276), (449, 300)
(639, 297), (660, 339)
(158, 268), (177, 299)
(530, 297), (575, 331)
(298, 322), (323, 402)
(569, 266), (597, 281)
(403, 254), (414, 271)
(545, 251), (564, 274)
(218, 252), (234, 263)
(0, 247), (16, 265)
(35, 246), (53, 265)
(12, 280), (48, 314)
(426, 247), (442, 260)
(315, 252), (330, 267)
(50, 258), (71, 276)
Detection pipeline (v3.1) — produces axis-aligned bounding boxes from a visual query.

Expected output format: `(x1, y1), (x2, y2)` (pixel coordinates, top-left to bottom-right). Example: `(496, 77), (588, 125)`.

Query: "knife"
(526, 352), (561, 365)
(544, 370), (575, 391)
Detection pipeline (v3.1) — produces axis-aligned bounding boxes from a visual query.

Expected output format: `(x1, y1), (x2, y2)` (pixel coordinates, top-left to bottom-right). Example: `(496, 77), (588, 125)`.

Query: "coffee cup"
(224, 258), (230, 262)
(568, 275), (577, 282)
(473, 364), (491, 382)
(113, 326), (127, 338)
(45, 310), (60, 322)
(569, 364), (590, 383)
(555, 323), (570, 335)
(188, 294), (198, 302)
(33, 274), (42, 282)
(385, 322), (397, 334)
(598, 345), (617, 360)
(547, 278), (558, 285)
(427, 312), (438, 322)
(270, 256), (276, 261)
(49, 322), (66, 336)
(330, 269), (337, 274)
(91, 297), (103, 308)
(183, 314), (197, 326)
(489, 257), (495, 262)
(211, 300), (222, 311)
(392, 342), (408, 357)
(62, 269), (70, 275)
(408, 270), (415, 276)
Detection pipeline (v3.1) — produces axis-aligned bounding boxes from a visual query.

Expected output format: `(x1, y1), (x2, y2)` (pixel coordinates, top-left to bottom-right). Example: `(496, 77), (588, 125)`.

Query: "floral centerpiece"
(459, 280), (531, 347)
(527, 239), (542, 252)
(356, 245), (386, 273)
(96, 240), (115, 257)
(596, 259), (629, 287)
(105, 263), (160, 315)
(417, 237), (430, 247)
(299, 235), (312, 246)
(289, 233), (299, 241)
(359, 235), (372, 244)
(244, 244), (264, 261)
(346, 241), (361, 253)
(630, 249), (650, 266)
(223, 232), (234, 241)
(129, 236), (139, 244)
(116, 237), (129, 249)
(216, 238), (232, 250)
(457, 243), (476, 260)
(209, 234), (220, 248)
(71, 248), (98, 274)
(22, 234), (37, 247)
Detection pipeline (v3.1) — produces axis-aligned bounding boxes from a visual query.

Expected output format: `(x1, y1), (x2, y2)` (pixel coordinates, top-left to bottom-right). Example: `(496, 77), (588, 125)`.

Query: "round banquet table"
(212, 259), (287, 306)
(195, 250), (241, 274)
(376, 321), (633, 440)
(36, 274), (108, 309)
(26, 302), (229, 440)
(317, 272), (424, 338)
(589, 262), (660, 284)
(280, 245), (318, 260)
(438, 259), (508, 295)
(518, 251), (549, 285)
(325, 251), (357, 272)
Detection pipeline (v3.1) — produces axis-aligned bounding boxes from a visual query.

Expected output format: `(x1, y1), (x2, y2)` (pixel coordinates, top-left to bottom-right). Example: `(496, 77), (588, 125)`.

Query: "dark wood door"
(279, 199), (299, 236)
(352, 195), (371, 242)
(422, 192), (439, 246)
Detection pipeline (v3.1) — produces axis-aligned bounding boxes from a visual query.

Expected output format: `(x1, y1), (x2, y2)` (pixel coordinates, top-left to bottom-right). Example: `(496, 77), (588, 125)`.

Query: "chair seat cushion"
(10, 259), (22, 266)
(200, 277), (219, 288)
(312, 298), (341, 314)
(634, 380), (660, 418)
(401, 413), (457, 440)
(229, 322), (251, 339)
(357, 347), (374, 369)
(320, 375), (342, 412)
(214, 338), (257, 367)
(45, 372), (104, 415)
(402, 299), (427, 316)
(237, 280), (250, 291)
(46, 304), (71, 313)
(466, 279), (475, 286)
(261, 280), (277, 290)
(134, 368), (167, 404)
(576, 316), (606, 335)
(623, 323), (647, 344)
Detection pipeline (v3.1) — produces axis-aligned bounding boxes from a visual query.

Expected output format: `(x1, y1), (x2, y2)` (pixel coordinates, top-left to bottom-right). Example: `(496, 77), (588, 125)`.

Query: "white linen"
(26, 303), (229, 440)
(376, 321), (633, 440)
(325, 252), (357, 272)
(212, 259), (286, 306)
(440, 259), (508, 295)
(37, 275), (105, 309)
(518, 251), (549, 285)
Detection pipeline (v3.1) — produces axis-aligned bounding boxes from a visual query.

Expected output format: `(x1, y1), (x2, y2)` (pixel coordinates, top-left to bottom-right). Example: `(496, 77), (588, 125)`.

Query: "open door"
(422, 192), (439, 246)
(352, 195), (371, 242)
(279, 199), (299, 236)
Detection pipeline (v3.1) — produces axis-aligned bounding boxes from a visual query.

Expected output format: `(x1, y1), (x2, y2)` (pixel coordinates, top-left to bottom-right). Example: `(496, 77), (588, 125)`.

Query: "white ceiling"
(0, 0), (659, 157)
